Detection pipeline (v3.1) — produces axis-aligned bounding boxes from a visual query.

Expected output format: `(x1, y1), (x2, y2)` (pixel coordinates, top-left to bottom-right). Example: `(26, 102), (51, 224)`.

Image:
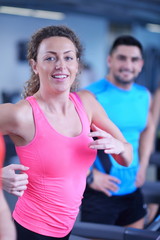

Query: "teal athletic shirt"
(85, 78), (151, 195)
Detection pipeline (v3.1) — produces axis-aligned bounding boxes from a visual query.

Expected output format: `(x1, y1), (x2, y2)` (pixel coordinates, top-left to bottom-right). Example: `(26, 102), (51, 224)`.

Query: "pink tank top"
(13, 93), (96, 237)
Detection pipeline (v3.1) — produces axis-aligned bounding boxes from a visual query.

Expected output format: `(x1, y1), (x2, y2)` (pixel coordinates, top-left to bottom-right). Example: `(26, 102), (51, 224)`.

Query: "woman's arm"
(0, 100), (35, 146)
(0, 189), (16, 240)
(0, 102), (22, 136)
(78, 90), (133, 167)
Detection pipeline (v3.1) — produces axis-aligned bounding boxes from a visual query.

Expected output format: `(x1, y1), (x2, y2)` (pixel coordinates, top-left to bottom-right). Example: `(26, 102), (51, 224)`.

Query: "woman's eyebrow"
(46, 50), (75, 54)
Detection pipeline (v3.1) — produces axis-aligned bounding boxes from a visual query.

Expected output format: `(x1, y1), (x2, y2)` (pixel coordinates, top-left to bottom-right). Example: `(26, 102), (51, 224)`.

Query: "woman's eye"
(46, 57), (56, 61)
(65, 56), (73, 61)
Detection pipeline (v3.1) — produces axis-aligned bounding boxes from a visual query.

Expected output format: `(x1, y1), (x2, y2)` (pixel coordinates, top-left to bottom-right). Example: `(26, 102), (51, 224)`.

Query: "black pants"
(81, 187), (146, 226)
(14, 221), (71, 240)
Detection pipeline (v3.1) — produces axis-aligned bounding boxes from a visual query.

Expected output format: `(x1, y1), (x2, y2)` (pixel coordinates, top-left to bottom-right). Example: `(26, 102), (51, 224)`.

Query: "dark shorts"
(14, 221), (71, 240)
(81, 186), (147, 226)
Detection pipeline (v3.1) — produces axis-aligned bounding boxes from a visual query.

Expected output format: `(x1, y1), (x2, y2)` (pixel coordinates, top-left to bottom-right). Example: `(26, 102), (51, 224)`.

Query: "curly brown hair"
(22, 25), (83, 98)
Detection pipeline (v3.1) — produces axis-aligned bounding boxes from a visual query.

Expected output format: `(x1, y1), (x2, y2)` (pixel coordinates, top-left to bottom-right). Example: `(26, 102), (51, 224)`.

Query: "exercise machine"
(71, 221), (160, 240)
(70, 180), (160, 239)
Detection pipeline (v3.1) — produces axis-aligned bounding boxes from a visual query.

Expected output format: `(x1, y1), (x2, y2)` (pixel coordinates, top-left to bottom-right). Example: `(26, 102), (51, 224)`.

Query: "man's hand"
(89, 168), (121, 196)
(1, 164), (29, 197)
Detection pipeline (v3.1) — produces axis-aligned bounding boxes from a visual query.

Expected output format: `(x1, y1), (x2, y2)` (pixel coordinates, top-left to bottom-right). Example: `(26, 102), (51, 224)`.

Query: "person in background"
(81, 35), (155, 230)
(0, 25), (132, 240)
(146, 85), (160, 224)
(152, 85), (160, 128)
(0, 133), (16, 240)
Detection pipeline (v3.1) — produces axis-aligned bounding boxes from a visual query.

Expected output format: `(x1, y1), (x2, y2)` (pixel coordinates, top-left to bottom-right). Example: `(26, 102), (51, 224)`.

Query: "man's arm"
(152, 89), (160, 128)
(136, 109), (155, 187)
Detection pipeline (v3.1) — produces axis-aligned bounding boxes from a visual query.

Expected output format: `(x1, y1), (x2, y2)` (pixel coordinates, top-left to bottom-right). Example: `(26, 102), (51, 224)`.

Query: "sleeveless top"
(13, 93), (96, 237)
(0, 133), (5, 167)
(86, 79), (150, 195)
(0, 133), (5, 188)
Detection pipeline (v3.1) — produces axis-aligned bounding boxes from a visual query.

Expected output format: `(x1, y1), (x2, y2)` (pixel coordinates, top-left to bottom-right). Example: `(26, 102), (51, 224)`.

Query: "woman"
(0, 25), (132, 240)
(0, 133), (16, 240)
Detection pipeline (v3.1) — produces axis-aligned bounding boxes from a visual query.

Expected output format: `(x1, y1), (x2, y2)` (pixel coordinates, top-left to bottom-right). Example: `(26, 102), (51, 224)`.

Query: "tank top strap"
(69, 92), (82, 104)
(26, 96), (35, 112)
(69, 92), (90, 126)
(26, 96), (38, 110)
(25, 96), (44, 124)
(26, 94), (90, 132)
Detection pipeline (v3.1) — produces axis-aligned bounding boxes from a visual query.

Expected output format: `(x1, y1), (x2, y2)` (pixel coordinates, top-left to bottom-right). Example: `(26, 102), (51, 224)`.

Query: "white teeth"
(120, 70), (132, 73)
(54, 75), (67, 79)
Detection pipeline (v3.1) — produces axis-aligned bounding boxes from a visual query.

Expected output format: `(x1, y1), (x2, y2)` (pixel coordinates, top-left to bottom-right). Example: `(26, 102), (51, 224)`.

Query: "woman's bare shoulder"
(76, 89), (96, 105)
(0, 99), (33, 135)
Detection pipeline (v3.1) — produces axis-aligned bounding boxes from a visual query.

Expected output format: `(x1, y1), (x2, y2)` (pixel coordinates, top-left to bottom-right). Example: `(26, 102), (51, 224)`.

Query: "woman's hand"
(89, 124), (125, 155)
(89, 124), (132, 167)
(1, 164), (29, 197)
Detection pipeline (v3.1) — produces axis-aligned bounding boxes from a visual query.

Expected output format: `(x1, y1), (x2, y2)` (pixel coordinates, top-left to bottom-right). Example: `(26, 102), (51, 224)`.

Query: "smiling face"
(107, 45), (144, 89)
(30, 36), (79, 95)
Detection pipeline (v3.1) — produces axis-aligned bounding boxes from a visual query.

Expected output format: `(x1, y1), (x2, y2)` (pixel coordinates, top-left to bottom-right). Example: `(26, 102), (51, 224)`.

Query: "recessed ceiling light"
(146, 23), (160, 33)
(0, 6), (65, 20)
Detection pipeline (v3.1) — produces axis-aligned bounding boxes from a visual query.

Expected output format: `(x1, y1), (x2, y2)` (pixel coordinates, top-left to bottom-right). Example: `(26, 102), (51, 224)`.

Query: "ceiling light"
(34, 10), (65, 20)
(0, 6), (65, 20)
(146, 23), (160, 33)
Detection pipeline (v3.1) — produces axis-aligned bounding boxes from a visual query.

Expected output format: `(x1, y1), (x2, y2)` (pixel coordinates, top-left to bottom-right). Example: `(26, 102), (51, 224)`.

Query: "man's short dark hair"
(110, 35), (143, 57)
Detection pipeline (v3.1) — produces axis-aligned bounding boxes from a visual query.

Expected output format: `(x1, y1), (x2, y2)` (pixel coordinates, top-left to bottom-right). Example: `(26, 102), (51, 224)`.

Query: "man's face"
(108, 45), (144, 87)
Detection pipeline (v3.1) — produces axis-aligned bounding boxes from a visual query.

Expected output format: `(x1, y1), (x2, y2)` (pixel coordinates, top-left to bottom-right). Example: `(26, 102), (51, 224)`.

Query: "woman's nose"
(55, 59), (65, 70)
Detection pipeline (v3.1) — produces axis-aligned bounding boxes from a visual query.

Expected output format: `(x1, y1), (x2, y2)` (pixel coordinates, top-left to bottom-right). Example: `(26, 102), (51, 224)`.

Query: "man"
(81, 36), (155, 229)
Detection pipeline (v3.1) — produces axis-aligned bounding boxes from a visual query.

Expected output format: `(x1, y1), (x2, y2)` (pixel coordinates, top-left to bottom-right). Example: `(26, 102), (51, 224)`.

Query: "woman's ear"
(30, 59), (38, 74)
